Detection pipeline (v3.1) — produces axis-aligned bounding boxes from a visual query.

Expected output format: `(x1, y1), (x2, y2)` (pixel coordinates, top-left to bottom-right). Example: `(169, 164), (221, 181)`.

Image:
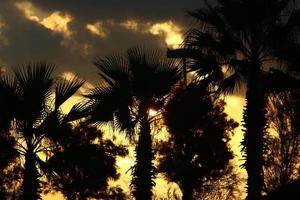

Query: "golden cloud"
(120, 19), (139, 31)
(86, 21), (107, 38)
(40, 12), (72, 37)
(149, 21), (183, 48)
(120, 19), (183, 48)
(15, 1), (73, 38)
(15, 1), (40, 22)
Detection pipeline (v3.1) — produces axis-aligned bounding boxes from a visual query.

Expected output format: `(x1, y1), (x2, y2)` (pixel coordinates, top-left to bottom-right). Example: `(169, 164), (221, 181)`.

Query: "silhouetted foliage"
(85, 47), (180, 200)
(0, 62), (85, 199)
(0, 162), (23, 199)
(264, 91), (300, 194)
(158, 83), (238, 200)
(0, 71), (21, 199)
(45, 122), (128, 200)
(264, 180), (300, 200)
(178, 0), (300, 199)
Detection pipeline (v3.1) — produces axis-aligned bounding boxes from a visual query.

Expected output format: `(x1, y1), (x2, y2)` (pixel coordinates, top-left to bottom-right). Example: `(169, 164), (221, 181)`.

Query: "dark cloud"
(27, 0), (204, 22)
(0, 0), (204, 83)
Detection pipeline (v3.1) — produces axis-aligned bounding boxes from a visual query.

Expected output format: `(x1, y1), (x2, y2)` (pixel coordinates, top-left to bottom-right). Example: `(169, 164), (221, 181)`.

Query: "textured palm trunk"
(21, 149), (40, 200)
(243, 66), (266, 200)
(132, 117), (154, 200)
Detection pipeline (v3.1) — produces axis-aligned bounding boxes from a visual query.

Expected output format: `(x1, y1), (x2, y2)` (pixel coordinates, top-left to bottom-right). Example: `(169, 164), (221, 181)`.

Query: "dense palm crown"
(85, 47), (180, 200)
(0, 63), (85, 200)
(180, 0), (300, 199)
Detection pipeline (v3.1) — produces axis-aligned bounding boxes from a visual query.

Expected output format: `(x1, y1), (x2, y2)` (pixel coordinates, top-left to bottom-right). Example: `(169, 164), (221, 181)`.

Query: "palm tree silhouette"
(85, 47), (180, 200)
(0, 63), (85, 199)
(169, 1), (300, 199)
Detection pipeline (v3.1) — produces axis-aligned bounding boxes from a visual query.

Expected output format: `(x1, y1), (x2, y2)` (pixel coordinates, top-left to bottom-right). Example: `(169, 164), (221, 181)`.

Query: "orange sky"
(42, 92), (246, 200)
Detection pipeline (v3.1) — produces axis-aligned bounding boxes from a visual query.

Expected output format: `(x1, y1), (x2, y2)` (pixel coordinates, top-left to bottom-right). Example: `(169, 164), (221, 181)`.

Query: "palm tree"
(85, 47), (180, 200)
(172, 0), (300, 199)
(0, 63), (85, 200)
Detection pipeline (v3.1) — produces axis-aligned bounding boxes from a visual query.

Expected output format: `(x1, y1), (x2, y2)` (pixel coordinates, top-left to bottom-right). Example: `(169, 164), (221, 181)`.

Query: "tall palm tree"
(0, 63), (85, 200)
(85, 47), (180, 200)
(174, 0), (300, 199)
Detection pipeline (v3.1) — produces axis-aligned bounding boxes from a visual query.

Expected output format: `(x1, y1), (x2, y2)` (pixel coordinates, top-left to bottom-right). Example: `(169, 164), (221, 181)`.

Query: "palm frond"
(13, 62), (55, 122)
(55, 76), (85, 110)
(63, 102), (90, 123)
(113, 106), (135, 138)
(218, 72), (243, 95)
(85, 85), (131, 124)
(93, 54), (130, 87)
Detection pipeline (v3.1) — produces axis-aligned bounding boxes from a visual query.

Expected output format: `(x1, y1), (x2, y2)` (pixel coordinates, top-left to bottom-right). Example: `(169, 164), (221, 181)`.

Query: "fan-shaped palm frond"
(55, 75), (85, 110)
(93, 54), (130, 88)
(13, 62), (55, 123)
(63, 102), (91, 123)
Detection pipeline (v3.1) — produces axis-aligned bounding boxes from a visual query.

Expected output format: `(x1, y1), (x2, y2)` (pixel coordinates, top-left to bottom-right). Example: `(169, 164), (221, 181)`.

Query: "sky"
(0, 0), (204, 82)
(0, 1), (246, 199)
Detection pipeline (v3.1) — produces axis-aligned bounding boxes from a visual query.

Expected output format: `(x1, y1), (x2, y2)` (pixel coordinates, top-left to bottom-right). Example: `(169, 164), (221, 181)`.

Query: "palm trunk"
(21, 148), (40, 200)
(132, 117), (154, 200)
(243, 67), (266, 200)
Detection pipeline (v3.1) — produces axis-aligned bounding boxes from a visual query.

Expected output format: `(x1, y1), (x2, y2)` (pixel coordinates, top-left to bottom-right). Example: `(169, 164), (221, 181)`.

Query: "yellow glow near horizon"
(86, 21), (107, 38)
(15, 1), (72, 38)
(55, 94), (247, 200)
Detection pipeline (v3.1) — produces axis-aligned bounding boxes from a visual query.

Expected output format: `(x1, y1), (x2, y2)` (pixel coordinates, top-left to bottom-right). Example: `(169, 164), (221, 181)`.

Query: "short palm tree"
(85, 47), (180, 200)
(0, 63), (85, 200)
(177, 0), (300, 199)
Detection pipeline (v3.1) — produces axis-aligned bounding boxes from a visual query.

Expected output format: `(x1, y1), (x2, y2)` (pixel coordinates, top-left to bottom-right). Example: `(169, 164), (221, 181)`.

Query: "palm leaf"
(93, 54), (130, 87)
(13, 62), (55, 122)
(55, 76), (85, 110)
(63, 102), (91, 123)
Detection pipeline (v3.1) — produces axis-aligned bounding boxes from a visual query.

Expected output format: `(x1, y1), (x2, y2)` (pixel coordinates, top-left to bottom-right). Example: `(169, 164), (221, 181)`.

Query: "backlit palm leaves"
(180, 1), (300, 199)
(0, 62), (85, 200)
(85, 46), (180, 200)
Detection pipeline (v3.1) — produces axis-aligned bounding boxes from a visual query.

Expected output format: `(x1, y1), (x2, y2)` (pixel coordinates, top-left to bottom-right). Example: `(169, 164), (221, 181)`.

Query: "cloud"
(0, 18), (8, 46)
(15, 1), (73, 38)
(119, 19), (183, 48)
(120, 20), (139, 31)
(0, 0), (203, 84)
(86, 21), (107, 38)
(149, 21), (183, 48)
(15, 1), (40, 22)
(40, 11), (72, 38)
